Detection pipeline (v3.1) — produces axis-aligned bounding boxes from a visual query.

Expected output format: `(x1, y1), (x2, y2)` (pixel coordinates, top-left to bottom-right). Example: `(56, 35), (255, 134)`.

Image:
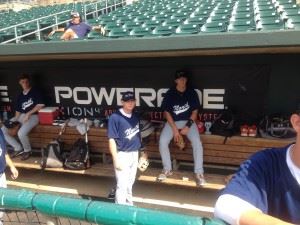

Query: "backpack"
(41, 140), (64, 169)
(259, 114), (296, 140)
(64, 138), (90, 170)
(210, 110), (237, 138)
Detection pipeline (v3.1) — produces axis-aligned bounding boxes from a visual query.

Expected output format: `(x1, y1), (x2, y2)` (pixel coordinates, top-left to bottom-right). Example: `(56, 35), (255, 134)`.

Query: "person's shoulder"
(248, 146), (288, 165)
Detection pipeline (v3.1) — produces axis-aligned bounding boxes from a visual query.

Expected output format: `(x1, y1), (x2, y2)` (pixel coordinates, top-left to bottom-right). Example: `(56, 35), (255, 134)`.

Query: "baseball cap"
(121, 91), (135, 102)
(71, 12), (80, 18)
(174, 70), (188, 80)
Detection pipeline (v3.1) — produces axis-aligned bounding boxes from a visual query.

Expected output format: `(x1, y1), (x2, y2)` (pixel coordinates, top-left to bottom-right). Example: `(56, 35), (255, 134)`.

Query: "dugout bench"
(11, 124), (292, 190)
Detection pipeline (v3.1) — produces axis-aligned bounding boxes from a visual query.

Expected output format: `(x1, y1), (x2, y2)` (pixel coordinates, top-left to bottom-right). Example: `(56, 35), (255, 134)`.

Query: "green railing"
(0, 188), (227, 225)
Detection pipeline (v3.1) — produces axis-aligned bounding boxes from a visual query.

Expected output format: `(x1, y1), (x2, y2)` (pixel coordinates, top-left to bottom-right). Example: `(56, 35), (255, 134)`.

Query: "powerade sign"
(55, 87), (225, 109)
(0, 64), (270, 121)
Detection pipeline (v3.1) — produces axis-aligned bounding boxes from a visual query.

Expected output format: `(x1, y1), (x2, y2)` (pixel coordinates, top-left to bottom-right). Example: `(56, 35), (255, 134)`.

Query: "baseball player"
(2, 74), (45, 161)
(0, 128), (19, 224)
(107, 91), (141, 205)
(158, 70), (206, 186)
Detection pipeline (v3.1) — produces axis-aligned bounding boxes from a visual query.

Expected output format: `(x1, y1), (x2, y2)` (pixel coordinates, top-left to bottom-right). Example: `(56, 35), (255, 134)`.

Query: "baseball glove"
(4, 121), (21, 137)
(138, 152), (149, 172)
(175, 135), (185, 150)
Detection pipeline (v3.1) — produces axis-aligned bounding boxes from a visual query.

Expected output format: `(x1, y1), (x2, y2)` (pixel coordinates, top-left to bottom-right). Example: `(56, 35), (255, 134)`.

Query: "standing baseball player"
(0, 128), (19, 225)
(158, 70), (206, 186)
(107, 91), (141, 205)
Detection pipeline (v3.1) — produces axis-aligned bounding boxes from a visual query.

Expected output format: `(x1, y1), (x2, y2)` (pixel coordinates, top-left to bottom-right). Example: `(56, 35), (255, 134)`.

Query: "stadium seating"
(1, 0), (300, 42)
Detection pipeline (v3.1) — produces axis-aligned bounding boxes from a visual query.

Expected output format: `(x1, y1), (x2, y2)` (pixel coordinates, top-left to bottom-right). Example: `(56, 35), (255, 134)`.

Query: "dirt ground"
(6, 168), (220, 219)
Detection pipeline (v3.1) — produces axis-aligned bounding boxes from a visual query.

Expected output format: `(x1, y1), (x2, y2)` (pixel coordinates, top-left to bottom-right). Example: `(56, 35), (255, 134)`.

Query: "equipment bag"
(259, 114), (296, 139)
(64, 138), (90, 170)
(210, 110), (237, 138)
(64, 118), (90, 170)
(41, 140), (64, 169)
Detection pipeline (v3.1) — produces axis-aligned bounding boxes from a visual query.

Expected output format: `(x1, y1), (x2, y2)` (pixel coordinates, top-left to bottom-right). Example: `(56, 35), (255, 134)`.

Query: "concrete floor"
(7, 168), (220, 218)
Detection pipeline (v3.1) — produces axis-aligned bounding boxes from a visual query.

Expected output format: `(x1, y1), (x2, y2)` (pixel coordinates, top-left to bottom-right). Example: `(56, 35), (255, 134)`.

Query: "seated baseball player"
(1, 74), (44, 161)
(158, 70), (206, 186)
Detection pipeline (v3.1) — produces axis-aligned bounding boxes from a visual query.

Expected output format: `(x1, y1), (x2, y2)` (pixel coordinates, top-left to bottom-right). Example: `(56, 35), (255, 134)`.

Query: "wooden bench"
(10, 124), (291, 190)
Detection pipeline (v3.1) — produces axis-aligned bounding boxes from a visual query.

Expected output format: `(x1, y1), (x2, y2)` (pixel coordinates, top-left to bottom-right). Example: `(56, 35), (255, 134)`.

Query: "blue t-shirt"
(221, 146), (300, 224)
(107, 110), (141, 152)
(65, 22), (92, 38)
(0, 129), (7, 173)
(161, 87), (200, 121)
(16, 88), (44, 114)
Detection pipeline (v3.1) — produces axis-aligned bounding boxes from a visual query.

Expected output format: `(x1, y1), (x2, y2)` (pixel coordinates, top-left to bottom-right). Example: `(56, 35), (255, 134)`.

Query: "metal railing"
(0, 188), (228, 225)
(83, 0), (126, 21)
(0, 0), (127, 44)
(0, 9), (71, 44)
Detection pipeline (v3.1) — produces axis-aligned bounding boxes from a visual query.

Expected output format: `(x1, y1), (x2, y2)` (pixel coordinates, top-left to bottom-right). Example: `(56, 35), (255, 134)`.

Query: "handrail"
(83, 0), (126, 21)
(0, 188), (228, 225)
(0, 9), (71, 44)
(0, 0), (126, 44)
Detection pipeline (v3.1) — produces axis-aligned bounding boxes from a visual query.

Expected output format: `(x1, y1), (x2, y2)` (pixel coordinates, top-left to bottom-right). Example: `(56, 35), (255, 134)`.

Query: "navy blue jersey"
(161, 87), (200, 121)
(107, 110), (141, 152)
(16, 88), (44, 114)
(65, 22), (92, 38)
(0, 129), (7, 173)
(221, 146), (300, 224)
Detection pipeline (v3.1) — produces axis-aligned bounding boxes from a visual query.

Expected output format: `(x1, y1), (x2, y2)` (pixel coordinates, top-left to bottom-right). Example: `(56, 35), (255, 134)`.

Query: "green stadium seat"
(185, 16), (207, 26)
(201, 21), (227, 32)
(104, 22), (122, 31)
(122, 21), (141, 29)
(233, 12), (254, 19)
(209, 14), (230, 22)
(152, 25), (174, 36)
(108, 27), (129, 38)
(134, 15), (151, 23)
(256, 17), (285, 30)
(116, 16), (134, 24)
(283, 8), (300, 16)
(171, 12), (190, 20)
(178, 7), (195, 13)
(255, 5), (276, 11)
(152, 13), (169, 21)
(142, 20), (161, 29)
(129, 27), (151, 37)
(228, 19), (255, 32)
(213, 8), (232, 15)
(175, 23), (200, 35)
(162, 18), (182, 27)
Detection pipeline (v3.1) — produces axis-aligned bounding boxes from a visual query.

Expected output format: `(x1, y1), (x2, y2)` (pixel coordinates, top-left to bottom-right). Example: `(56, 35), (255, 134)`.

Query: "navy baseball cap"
(121, 91), (135, 102)
(174, 70), (188, 80)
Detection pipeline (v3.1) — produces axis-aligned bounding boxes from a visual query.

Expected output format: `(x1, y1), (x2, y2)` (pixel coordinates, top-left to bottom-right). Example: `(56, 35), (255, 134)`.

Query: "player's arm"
(109, 138), (122, 170)
(164, 111), (180, 142)
(48, 28), (65, 36)
(239, 210), (294, 225)
(5, 154), (18, 179)
(180, 109), (198, 135)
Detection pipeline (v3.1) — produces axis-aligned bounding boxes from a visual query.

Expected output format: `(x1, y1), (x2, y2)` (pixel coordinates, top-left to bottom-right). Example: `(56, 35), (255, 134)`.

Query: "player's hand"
(10, 166), (18, 179)
(180, 126), (190, 136)
(99, 25), (107, 36)
(173, 129), (180, 143)
(113, 159), (123, 171)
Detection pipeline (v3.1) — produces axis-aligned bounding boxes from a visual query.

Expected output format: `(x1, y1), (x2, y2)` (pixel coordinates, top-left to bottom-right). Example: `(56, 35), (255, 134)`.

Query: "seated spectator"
(214, 105), (300, 225)
(48, 12), (106, 40)
(1, 74), (45, 161)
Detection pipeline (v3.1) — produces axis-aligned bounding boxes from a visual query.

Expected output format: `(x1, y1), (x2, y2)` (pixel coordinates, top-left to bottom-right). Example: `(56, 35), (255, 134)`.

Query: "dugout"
(0, 31), (299, 187)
